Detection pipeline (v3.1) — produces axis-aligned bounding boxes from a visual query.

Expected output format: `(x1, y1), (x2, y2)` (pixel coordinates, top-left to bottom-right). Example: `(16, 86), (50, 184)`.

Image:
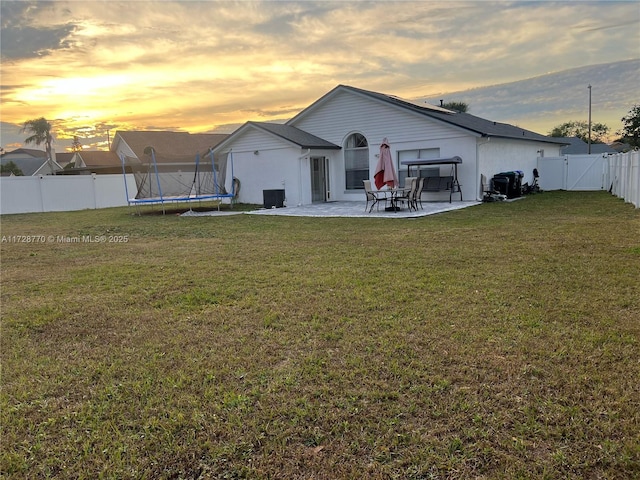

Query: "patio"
(182, 201), (481, 218)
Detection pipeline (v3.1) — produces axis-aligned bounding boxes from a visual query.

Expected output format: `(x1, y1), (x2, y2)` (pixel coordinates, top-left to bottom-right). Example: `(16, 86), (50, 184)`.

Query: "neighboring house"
(560, 137), (617, 155)
(62, 151), (124, 175)
(212, 84), (568, 205)
(111, 130), (229, 161)
(0, 148), (62, 176)
(55, 152), (75, 168)
(607, 141), (633, 153)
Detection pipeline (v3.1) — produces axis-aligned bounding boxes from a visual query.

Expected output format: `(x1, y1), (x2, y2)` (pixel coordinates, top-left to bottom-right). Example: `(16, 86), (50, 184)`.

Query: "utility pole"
(587, 84), (592, 154)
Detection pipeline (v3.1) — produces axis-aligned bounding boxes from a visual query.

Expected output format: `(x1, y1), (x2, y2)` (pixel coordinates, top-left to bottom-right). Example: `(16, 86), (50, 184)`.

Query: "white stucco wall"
(223, 128), (304, 206)
(477, 138), (562, 199)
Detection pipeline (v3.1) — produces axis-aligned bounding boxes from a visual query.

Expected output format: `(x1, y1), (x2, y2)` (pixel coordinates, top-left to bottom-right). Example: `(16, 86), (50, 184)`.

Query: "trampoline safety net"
(121, 149), (233, 205)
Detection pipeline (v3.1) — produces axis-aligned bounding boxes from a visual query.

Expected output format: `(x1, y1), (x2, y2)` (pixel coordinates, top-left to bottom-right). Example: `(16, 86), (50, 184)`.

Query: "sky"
(1, 0), (639, 152)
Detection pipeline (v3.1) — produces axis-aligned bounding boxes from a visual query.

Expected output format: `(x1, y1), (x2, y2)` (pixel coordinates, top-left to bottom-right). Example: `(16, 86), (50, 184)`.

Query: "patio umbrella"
(373, 137), (399, 190)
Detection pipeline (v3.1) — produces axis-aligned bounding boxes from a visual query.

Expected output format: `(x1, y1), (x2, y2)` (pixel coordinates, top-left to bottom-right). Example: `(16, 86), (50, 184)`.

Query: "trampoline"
(121, 148), (236, 213)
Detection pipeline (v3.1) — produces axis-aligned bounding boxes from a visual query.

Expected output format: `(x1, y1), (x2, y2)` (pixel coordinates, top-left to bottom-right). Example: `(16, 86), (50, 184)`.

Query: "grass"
(1, 191), (639, 479)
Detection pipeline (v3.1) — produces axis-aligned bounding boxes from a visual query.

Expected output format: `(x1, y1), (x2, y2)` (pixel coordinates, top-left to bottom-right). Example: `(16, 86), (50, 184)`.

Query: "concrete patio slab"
(180, 201), (481, 218)
(244, 201), (481, 218)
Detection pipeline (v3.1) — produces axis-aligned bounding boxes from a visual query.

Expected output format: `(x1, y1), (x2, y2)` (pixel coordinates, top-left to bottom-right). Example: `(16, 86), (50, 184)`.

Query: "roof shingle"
(248, 122), (340, 149)
(336, 85), (568, 145)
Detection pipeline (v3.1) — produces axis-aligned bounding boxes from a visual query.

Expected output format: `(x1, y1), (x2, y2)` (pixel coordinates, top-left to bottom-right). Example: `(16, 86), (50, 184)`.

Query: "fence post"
(38, 175), (45, 213)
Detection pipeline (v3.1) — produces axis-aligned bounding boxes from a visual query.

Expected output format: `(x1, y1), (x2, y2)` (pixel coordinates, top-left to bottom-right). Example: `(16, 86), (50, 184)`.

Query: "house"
(0, 148), (62, 176)
(560, 137), (617, 155)
(609, 141), (633, 153)
(212, 85), (568, 205)
(55, 152), (75, 168)
(111, 130), (229, 161)
(62, 151), (125, 175)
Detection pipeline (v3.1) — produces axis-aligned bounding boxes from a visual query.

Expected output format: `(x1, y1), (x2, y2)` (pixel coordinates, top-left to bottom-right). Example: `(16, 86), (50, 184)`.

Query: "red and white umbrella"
(373, 137), (398, 190)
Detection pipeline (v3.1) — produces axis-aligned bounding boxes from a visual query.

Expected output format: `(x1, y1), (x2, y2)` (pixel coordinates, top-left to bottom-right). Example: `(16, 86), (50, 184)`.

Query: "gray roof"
(560, 137), (617, 154)
(1, 148), (47, 159)
(0, 157), (45, 176)
(334, 85), (568, 145)
(55, 152), (74, 166)
(248, 122), (341, 149)
(1, 149), (49, 176)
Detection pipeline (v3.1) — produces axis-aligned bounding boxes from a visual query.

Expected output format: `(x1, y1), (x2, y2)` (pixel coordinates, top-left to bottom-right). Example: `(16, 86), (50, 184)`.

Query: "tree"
(441, 101), (469, 113)
(549, 120), (610, 143)
(0, 161), (24, 176)
(618, 104), (640, 148)
(22, 117), (54, 160)
(71, 136), (83, 152)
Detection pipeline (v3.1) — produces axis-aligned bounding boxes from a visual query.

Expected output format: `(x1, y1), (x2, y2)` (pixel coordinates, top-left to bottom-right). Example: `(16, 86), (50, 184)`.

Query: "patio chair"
(395, 177), (417, 211)
(413, 177), (425, 210)
(481, 174), (492, 198)
(481, 173), (505, 202)
(363, 180), (383, 212)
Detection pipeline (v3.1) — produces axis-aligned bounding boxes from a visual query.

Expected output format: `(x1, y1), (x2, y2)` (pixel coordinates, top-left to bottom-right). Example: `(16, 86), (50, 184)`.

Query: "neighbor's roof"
(55, 152), (74, 166)
(1, 148), (48, 159)
(114, 131), (230, 159)
(76, 151), (122, 167)
(247, 122), (341, 149)
(0, 149), (55, 176)
(0, 157), (47, 176)
(292, 85), (568, 145)
(560, 137), (617, 155)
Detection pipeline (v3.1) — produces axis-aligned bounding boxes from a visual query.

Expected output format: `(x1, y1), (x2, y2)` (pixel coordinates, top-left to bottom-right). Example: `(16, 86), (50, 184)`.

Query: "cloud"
(1, 0), (638, 149)
(0, 121), (25, 149)
(0, 1), (78, 60)
(423, 59), (640, 136)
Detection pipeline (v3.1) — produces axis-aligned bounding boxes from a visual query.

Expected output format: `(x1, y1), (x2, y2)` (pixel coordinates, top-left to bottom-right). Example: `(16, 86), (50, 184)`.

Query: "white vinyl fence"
(537, 154), (610, 191)
(608, 151), (640, 208)
(0, 174), (137, 215)
(537, 152), (639, 208)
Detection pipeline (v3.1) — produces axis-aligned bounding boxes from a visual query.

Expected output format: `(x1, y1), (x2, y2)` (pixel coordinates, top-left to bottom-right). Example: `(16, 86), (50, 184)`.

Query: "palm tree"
(22, 117), (54, 160)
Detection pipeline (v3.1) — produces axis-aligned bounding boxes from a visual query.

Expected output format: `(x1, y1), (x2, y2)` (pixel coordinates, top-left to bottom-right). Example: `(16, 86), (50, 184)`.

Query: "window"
(398, 148), (440, 185)
(344, 133), (369, 190)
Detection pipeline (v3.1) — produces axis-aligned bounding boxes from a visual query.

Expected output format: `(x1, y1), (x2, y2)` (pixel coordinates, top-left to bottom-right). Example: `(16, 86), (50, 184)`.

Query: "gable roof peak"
(246, 121), (340, 149)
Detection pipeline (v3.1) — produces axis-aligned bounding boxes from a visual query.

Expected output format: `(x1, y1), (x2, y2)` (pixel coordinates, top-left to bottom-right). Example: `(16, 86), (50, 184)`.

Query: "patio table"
(367, 189), (391, 212)
(376, 187), (410, 212)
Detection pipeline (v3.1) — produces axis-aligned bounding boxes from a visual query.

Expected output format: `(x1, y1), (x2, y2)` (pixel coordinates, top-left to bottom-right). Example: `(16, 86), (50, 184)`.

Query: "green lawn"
(1, 192), (639, 479)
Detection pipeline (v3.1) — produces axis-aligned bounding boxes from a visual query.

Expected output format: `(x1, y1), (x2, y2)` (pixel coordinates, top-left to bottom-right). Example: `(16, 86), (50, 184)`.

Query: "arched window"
(344, 133), (369, 190)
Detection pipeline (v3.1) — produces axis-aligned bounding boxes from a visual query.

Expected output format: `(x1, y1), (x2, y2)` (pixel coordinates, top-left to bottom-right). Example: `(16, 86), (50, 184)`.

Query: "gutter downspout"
(476, 136), (491, 201)
(298, 148), (311, 206)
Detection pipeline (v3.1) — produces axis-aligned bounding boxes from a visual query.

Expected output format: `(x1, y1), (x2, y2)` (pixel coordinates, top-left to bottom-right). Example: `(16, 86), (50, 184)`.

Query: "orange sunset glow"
(1, 1), (638, 152)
